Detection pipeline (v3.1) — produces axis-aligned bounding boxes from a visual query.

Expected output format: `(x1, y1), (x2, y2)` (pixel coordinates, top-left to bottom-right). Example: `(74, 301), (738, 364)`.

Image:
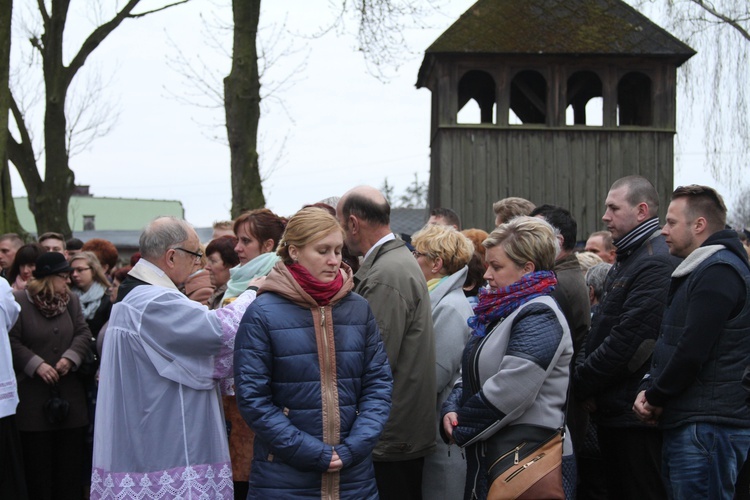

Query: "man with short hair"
(585, 230), (617, 264)
(91, 216), (257, 499)
(211, 220), (235, 241)
(530, 204), (591, 469)
(574, 175), (680, 500)
(337, 186), (435, 500)
(634, 185), (750, 499)
(38, 232), (66, 257)
(0, 234), (23, 283)
(427, 207), (461, 230)
(66, 238), (84, 257)
(492, 196), (536, 226)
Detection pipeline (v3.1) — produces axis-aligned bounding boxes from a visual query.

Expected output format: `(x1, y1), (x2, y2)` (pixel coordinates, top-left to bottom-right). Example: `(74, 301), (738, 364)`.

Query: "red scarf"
(287, 263), (344, 306)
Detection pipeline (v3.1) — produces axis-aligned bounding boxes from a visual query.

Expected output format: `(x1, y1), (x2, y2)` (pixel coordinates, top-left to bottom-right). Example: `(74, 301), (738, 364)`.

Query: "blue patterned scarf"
(468, 270), (557, 337)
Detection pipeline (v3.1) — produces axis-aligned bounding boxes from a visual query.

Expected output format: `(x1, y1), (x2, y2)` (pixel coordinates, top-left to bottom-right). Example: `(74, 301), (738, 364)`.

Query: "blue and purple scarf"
(468, 270), (557, 337)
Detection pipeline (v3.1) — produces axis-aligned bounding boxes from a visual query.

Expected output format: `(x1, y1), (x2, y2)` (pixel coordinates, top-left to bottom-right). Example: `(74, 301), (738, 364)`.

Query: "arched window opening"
(458, 70), (496, 124)
(618, 72), (652, 126)
(509, 70), (547, 125)
(565, 71), (603, 126)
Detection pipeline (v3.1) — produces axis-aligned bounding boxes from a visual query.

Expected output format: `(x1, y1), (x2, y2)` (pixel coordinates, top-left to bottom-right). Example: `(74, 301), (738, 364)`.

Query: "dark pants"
(20, 426), (86, 500)
(374, 457), (425, 500)
(0, 415), (27, 500)
(597, 426), (666, 500)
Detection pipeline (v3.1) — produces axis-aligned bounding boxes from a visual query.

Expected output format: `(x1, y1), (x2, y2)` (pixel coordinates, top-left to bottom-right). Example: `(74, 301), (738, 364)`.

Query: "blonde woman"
(10, 252), (91, 498)
(234, 207), (393, 498)
(411, 224), (475, 500)
(442, 216), (573, 500)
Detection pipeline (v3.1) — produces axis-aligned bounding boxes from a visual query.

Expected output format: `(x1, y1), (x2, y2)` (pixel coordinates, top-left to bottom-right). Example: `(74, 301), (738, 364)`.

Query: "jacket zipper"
(320, 307), (337, 500)
(468, 320), (501, 497)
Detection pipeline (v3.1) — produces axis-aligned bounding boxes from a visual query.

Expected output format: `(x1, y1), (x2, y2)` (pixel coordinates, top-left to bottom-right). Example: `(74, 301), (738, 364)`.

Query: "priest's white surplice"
(91, 278), (255, 500)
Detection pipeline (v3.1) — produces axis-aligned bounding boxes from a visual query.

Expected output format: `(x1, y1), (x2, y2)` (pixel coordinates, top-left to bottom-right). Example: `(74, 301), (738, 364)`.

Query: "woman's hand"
(36, 362), (60, 385)
(442, 412), (459, 444)
(327, 449), (343, 473)
(55, 357), (73, 377)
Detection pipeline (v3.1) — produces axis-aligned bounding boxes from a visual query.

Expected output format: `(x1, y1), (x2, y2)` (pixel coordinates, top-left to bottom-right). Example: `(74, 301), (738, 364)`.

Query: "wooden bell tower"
(416, 0), (695, 235)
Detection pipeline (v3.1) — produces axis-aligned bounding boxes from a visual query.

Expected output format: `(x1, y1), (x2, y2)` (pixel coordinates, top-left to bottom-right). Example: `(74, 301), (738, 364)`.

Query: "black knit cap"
(33, 252), (73, 279)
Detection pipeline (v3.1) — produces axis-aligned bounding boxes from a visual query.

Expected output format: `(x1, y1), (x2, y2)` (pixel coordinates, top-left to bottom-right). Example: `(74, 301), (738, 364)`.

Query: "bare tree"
(6, 0), (188, 237)
(0, 0), (23, 235)
(225, 0), (444, 216)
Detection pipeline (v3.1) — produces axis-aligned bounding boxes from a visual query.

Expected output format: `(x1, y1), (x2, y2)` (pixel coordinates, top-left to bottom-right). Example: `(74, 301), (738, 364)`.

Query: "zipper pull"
(514, 446), (520, 465)
(320, 307), (325, 327)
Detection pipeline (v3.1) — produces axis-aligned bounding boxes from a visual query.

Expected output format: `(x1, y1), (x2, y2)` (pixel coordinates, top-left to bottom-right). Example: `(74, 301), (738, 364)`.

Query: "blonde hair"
(411, 224), (475, 276)
(576, 251), (604, 273)
(277, 207), (344, 264)
(492, 197), (536, 224)
(69, 251), (111, 289)
(484, 216), (557, 271)
(27, 275), (60, 298)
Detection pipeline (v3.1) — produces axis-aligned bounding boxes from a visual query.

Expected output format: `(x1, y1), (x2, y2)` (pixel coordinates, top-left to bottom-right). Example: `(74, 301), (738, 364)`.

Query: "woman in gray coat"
(10, 252), (91, 499)
(411, 224), (476, 500)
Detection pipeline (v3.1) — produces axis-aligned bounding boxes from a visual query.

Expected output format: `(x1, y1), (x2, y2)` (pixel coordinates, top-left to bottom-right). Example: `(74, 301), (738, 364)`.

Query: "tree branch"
(690, 0), (750, 41)
(36, 0), (50, 29)
(7, 92), (42, 195)
(65, 0), (191, 88)
(129, 0), (191, 19)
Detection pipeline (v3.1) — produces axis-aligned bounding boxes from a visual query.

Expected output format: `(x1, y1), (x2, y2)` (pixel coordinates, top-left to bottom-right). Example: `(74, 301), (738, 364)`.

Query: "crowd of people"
(0, 175), (749, 500)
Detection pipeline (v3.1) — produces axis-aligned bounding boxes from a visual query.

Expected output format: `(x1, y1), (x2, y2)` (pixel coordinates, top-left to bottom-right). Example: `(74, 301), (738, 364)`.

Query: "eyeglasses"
(412, 250), (428, 259)
(71, 267), (91, 274)
(173, 247), (204, 260)
(56, 273), (70, 280)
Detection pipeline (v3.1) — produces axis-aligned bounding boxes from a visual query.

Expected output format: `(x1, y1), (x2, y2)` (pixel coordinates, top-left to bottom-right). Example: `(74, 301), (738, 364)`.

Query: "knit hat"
(33, 252), (73, 279)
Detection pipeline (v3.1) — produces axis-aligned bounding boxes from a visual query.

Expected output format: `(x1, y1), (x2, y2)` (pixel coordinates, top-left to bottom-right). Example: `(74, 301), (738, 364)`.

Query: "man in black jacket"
(634, 185), (750, 499)
(574, 175), (680, 499)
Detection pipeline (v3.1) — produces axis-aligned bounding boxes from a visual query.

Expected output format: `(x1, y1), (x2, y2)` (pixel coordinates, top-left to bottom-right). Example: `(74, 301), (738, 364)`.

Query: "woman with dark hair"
(205, 236), (239, 310)
(222, 211), (285, 498)
(9, 252), (91, 498)
(234, 207), (392, 498)
(8, 244), (45, 291)
(222, 208), (287, 305)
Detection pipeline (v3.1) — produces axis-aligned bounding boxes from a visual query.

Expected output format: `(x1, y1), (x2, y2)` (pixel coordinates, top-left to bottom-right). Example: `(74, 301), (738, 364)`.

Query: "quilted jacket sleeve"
(574, 257), (672, 400)
(452, 304), (565, 446)
(334, 307), (393, 468)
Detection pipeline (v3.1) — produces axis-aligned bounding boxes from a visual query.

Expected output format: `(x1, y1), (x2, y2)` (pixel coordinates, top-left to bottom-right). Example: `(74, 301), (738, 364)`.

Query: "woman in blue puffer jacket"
(234, 206), (393, 499)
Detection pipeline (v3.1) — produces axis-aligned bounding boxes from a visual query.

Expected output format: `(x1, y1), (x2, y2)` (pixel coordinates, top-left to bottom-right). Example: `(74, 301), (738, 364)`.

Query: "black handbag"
(43, 385), (70, 425)
(486, 424), (564, 500)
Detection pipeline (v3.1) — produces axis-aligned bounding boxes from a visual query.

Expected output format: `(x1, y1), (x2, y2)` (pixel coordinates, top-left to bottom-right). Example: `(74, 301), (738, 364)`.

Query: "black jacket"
(643, 230), (750, 428)
(574, 228), (680, 427)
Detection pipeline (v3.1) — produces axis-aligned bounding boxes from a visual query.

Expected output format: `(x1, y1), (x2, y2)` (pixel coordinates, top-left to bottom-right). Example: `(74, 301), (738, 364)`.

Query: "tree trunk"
(0, 0), (24, 236)
(225, 0), (265, 218)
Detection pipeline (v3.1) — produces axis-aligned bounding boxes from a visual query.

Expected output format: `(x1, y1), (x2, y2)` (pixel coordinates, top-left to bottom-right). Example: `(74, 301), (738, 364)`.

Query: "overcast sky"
(8, 0), (737, 228)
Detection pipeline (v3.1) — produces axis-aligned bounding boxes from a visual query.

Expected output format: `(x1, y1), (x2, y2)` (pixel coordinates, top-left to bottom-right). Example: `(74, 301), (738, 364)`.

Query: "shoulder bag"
(486, 424), (564, 500)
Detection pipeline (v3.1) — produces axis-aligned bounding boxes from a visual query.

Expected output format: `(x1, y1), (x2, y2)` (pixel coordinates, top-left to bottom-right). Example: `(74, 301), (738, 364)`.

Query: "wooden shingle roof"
(418, 0), (695, 85)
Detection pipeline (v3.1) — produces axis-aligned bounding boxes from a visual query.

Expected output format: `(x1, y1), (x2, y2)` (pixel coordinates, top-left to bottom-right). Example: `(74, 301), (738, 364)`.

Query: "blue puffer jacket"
(234, 262), (393, 499)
